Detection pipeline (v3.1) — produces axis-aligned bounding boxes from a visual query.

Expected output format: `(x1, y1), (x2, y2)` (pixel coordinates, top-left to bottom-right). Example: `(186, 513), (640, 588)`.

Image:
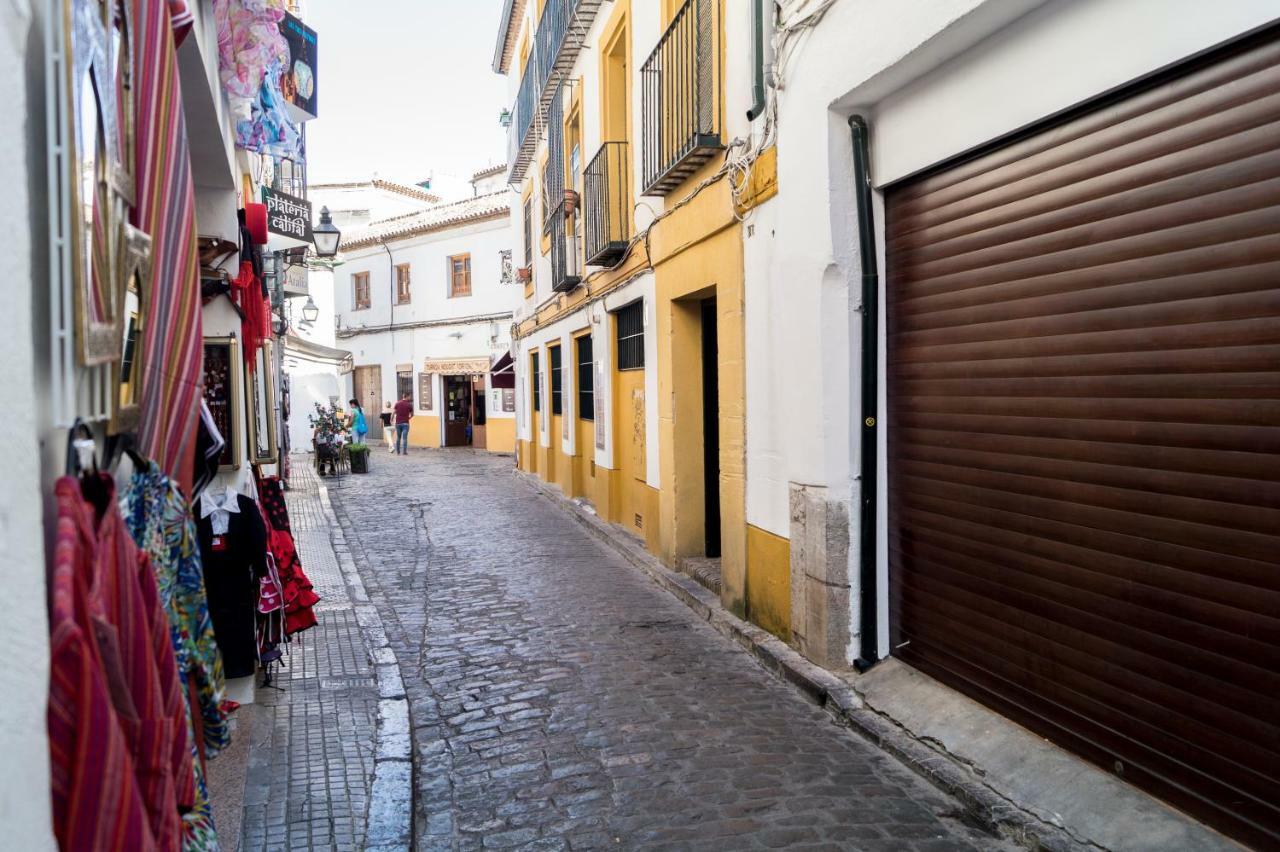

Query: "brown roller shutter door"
(885, 31), (1280, 848)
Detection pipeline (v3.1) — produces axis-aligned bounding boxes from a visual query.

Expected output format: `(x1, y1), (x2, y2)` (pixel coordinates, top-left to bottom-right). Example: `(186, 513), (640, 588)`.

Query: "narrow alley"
(323, 449), (1008, 851)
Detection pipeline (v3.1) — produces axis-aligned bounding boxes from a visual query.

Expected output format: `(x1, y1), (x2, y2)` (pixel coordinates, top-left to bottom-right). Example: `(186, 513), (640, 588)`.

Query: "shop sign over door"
(262, 187), (313, 250)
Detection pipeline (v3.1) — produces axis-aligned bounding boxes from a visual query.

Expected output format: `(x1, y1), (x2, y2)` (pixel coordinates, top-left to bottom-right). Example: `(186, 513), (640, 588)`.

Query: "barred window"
(615, 300), (644, 370)
(522, 198), (533, 270)
(577, 334), (594, 421)
(353, 272), (371, 310)
(532, 351), (541, 412)
(549, 345), (563, 415)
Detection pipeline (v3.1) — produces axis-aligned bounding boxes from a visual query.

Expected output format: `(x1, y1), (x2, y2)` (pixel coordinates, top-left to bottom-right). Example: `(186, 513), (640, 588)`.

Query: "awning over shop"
(490, 351), (515, 389)
(283, 333), (354, 374)
(421, 357), (492, 376)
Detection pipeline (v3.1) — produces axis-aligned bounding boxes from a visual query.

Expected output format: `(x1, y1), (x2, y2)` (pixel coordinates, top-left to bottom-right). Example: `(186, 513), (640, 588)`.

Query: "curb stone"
(514, 470), (1088, 852)
(315, 479), (414, 852)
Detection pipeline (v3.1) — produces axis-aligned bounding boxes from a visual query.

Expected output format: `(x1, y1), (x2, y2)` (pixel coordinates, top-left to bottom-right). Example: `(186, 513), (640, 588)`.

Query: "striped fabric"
(134, 0), (202, 495)
(49, 478), (157, 852)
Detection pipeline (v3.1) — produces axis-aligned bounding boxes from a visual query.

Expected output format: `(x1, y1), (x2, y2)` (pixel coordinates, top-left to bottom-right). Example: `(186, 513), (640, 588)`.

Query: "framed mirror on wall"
(246, 340), (279, 466)
(203, 336), (242, 469)
(109, 226), (151, 433)
(66, 0), (137, 367)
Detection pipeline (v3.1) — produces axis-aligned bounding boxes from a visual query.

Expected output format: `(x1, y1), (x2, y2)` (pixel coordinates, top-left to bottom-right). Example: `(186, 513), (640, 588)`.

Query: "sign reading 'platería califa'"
(262, 187), (313, 249)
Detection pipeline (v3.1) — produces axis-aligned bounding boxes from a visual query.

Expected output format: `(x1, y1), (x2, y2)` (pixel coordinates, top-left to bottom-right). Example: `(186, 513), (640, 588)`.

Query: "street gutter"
(315, 480), (415, 852)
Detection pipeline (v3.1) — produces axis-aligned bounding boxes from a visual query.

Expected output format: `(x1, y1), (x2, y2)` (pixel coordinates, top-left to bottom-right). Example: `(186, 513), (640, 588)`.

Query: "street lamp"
(312, 206), (341, 258)
(301, 295), (320, 324)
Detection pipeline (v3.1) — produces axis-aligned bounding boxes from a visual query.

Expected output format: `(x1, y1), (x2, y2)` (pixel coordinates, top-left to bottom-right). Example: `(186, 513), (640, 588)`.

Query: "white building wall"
(760, 0), (1280, 661)
(0, 0), (56, 845)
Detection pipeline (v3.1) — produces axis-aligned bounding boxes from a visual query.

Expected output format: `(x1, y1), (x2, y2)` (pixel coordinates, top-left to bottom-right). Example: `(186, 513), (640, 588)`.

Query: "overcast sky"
(304, 0), (510, 187)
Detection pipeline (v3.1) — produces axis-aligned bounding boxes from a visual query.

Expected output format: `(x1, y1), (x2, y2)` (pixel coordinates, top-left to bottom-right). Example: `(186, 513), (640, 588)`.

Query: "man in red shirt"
(393, 392), (413, 455)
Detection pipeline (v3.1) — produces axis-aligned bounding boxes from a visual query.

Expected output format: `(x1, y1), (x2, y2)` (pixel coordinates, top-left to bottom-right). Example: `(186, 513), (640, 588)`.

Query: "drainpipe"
(746, 0), (767, 120)
(849, 115), (881, 672)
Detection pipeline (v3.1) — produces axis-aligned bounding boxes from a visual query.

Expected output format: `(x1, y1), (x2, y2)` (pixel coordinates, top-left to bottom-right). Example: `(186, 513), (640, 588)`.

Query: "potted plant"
(348, 443), (370, 474)
(564, 188), (579, 214)
(517, 266), (532, 283)
(308, 402), (344, 476)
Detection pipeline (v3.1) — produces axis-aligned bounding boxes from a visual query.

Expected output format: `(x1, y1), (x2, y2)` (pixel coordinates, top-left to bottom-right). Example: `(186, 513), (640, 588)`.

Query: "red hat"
(244, 202), (268, 245)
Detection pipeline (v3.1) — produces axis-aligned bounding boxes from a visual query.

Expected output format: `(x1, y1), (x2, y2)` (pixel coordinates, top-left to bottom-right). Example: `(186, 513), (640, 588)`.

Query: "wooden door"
(885, 31), (1280, 847)
(353, 366), (382, 428)
(444, 375), (471, 446)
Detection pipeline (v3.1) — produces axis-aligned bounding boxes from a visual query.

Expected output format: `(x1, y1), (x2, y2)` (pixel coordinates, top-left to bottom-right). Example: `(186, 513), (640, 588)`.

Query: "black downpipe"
(746, 0), (766, 120)
(849, 115), (881, 672)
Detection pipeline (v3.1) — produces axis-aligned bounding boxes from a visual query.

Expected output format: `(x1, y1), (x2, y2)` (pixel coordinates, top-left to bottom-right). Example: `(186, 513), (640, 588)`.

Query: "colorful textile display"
(122, 464), (231, 851)
(259, 476), (319, 636)
(212, 0), (303, 159)
(49, 479), (156, 852)
(49, 476), (194, 852)
(197, 488), (270, 679)
(134, 0), (203, 496)
(230, 261), (271, 370)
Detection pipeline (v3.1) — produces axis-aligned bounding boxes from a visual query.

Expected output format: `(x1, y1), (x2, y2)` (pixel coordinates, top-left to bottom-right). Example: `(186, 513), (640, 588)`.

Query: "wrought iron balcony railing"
(584, 142), (630, 266)
(505, 0), (606, 184)
(548, 199), (581, 293)
(641, 0), (723, 196)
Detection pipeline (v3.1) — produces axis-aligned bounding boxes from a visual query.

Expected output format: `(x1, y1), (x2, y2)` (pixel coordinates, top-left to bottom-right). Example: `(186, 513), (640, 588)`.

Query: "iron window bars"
(615, 300), (644, 370)
(577, 334), (594, 420)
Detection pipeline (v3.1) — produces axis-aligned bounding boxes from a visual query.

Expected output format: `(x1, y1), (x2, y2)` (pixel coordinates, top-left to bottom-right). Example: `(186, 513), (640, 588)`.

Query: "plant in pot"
(563, 189), (579, 215)
(517, 266), (532, 283)
(348, 442), (370, 473)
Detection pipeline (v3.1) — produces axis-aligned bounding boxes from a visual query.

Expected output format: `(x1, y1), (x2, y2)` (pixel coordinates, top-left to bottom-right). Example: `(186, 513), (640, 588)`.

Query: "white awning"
(283, 333), (354, 374)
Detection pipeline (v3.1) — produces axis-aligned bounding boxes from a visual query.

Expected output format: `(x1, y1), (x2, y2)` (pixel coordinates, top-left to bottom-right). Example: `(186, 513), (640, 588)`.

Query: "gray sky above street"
(304, 0), (509, 187)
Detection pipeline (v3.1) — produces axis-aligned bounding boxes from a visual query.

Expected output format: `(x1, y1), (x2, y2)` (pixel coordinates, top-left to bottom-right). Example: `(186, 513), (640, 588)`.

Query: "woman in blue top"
(348, 398), (368, 444)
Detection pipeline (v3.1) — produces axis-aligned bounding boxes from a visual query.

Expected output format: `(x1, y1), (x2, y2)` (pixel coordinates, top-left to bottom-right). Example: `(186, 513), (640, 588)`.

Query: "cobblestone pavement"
(328, 448), (1013, 851)
(240, 463), (378, 851)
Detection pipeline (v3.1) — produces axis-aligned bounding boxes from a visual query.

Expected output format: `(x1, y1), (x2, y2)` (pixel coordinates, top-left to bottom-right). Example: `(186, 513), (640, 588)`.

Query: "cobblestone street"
(326, 448), (1013, 851)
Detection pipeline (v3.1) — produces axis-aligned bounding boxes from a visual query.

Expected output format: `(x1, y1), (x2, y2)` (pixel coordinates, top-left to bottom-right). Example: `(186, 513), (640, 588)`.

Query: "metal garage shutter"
(885, 32), (1280, 847)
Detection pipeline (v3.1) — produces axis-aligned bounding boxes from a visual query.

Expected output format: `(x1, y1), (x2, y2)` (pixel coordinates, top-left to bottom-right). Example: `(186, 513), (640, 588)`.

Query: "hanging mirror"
(66, 0), (138, 368)
(246, 340), (279, 466)
(109, 226), (151, 433)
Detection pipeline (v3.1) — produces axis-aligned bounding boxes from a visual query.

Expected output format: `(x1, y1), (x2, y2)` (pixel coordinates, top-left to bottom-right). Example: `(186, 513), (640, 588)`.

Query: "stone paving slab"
(239, 464), (381, 852)
(329, 448), (1018, 852)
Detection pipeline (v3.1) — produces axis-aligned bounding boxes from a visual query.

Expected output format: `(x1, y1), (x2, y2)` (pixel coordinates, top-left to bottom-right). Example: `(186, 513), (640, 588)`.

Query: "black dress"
(197, 492), (268, 678)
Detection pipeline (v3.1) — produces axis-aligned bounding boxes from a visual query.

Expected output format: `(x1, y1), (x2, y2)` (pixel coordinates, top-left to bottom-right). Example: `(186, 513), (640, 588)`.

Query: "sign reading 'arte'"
(262, 187), (313, 248)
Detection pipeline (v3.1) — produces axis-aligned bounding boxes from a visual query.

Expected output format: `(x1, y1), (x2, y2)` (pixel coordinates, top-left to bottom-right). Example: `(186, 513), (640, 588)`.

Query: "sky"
(303, 0), (510, 188)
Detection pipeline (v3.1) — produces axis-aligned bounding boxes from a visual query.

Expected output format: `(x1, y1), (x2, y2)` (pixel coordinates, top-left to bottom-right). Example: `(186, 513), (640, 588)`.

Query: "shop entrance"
(471, 376), (488, 449)
(443, 374), (473, 446)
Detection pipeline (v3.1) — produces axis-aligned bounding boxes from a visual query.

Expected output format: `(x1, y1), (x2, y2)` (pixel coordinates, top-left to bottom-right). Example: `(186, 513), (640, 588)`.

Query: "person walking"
(348, 398), (368, 445)
(393, 392), (413, 455)
(380, 401), (395, 453)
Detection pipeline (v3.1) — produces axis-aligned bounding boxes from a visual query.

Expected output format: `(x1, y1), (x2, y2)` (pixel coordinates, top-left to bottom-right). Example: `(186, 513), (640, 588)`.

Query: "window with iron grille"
(615, 300), (644, 370)
(577, 334), (594, 421)
(549, 345), (563, 415)
(395, 264), (411, 304)
(397, 370), (413, 402)
(353, 272), (371, 309)
(532, 351), (541, 411)
(523, 198), (533, 270)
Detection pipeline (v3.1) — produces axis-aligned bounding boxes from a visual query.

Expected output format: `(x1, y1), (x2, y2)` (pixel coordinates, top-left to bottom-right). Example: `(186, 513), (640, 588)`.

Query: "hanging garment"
(49, 477), (157, 852)
(197, 487), (268, 679)
(257, 476), (319, 635)
(122, 464), (231, 851)
(229, 261), (270, 369)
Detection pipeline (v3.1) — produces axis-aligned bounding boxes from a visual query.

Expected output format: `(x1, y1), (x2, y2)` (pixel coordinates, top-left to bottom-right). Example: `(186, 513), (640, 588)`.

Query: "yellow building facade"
(496, 0), (785, 638)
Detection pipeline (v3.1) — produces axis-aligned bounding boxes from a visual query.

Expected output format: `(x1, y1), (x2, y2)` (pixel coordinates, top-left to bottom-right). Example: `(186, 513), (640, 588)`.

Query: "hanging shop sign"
(278, 12), (318, 122)
(282, 263), (308, 297)
(262, 186), (312, 250)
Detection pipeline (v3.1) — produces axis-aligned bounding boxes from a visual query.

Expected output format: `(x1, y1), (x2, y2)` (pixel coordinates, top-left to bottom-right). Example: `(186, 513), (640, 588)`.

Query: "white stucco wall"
(758, 0), (1280, 661)
(0, 0), (56, 845)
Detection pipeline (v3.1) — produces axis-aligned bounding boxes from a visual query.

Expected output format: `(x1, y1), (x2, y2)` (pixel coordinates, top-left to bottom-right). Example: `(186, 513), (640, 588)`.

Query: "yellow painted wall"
(487, 418), (516, 453)
(409, 416), (441, 448)
(574, 417), (601, 506)
(518, 438), (534, 471)
(746, 525), (791, 640)
(612, 362), (649, 542)
(550, 414), (572, 494)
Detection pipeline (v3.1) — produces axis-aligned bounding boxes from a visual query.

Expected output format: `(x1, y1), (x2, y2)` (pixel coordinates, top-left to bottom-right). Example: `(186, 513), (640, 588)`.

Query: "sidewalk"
(237, 461), (400, 851)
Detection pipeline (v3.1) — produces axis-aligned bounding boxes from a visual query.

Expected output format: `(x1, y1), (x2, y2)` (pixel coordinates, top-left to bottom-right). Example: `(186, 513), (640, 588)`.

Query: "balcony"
(506, 0), (606, 184)
(584, 142), (630, 266)
(548, 199), (581, 293)
(641, 0), (723, 196)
